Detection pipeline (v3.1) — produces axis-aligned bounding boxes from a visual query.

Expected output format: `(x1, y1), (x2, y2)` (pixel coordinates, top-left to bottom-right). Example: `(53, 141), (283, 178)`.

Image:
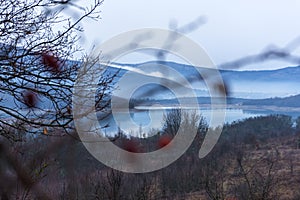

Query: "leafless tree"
(0, 0), (116, 140)
(0, 1), (117, 198)
(234, 149), (280, 200)
(162, 109), (181, 136)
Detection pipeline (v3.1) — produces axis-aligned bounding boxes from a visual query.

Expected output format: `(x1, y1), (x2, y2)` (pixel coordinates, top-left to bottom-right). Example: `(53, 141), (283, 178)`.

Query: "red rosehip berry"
(123, 140), (139, 153)
(23, 91), (37, 108)
(41, 53), (61, 73)
(158, 135), (172, 149)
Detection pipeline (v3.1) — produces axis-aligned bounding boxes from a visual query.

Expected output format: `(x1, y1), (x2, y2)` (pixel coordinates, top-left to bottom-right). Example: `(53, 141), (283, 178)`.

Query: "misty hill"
(221, 66), (300, 82)
(2, 57), (300, 111)
(127, 60), (300, 82)
(110, 61), (300, 99)
(242, 94), (300, 107)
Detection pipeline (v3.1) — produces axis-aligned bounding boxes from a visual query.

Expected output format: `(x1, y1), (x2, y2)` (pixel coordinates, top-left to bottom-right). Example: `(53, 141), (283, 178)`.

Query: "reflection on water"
(98, 108), (269, 136)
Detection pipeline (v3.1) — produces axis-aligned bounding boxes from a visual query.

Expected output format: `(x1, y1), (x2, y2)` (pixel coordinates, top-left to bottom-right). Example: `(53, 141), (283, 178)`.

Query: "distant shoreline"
(133, 103), (300, 113)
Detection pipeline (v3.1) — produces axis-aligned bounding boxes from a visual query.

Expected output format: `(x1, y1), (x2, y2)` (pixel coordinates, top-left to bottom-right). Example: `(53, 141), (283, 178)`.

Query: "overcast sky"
(76, 0), (300, 70)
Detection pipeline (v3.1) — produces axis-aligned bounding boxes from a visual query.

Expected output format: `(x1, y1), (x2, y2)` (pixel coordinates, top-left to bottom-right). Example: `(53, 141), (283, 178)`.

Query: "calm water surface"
(99, 108), (269, 136)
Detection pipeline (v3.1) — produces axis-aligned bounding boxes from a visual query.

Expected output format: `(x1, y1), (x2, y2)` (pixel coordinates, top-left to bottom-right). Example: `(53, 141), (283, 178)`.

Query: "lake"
(1, 107), (299, 137)
(98, 108), (300, 137)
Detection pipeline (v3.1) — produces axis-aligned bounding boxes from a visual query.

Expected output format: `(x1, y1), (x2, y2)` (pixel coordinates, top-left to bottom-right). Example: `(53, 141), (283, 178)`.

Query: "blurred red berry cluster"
(158, 135), (172, 149)
(23, 90), (37, 108)
(123, 140), (140, 153)
(41, 52), (61, 73)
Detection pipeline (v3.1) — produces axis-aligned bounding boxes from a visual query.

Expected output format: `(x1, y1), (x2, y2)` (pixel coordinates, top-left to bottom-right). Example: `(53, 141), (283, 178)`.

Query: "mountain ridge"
(108, 61), (300, 99)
